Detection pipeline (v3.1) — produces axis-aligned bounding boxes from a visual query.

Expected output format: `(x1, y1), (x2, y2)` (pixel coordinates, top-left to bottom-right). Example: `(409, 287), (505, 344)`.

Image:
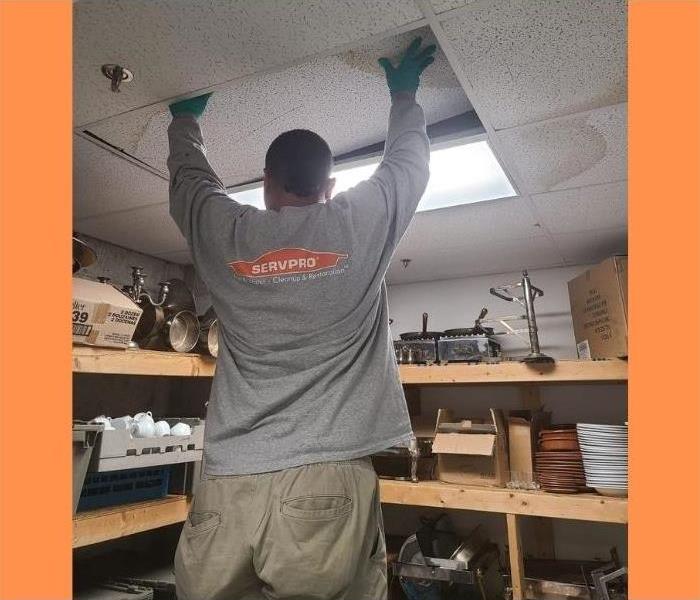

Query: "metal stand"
(488, 270), (554, 363)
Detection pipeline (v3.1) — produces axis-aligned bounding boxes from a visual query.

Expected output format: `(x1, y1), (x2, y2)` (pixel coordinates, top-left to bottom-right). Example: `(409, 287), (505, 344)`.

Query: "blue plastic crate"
(78, 467), (170, 512)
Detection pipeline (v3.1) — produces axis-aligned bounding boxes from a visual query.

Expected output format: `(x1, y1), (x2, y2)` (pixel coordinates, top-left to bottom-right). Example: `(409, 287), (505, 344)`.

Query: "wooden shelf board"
(399, 360), (627, 385)
(72, 481), (625, 548)
(73, 346), (216, 377)
(379, 480), (627, 524)
(73, 495), (191, 548)
(73, 347), (625, 384)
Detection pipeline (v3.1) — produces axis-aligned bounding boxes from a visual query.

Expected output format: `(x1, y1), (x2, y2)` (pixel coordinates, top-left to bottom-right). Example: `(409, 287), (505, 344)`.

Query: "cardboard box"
(508, 410), (550, 489)
(72, 278), (143, 348)
(568, 256), (628, 359)
(432, 408), (509, 487)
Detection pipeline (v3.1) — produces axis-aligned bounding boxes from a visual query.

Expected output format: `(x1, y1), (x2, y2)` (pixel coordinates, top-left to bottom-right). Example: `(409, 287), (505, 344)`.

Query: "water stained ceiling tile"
(82, 28), (471, 188)
(74, 135), (168, 220)
(496, 103), (627, 194)
(440, 0), (627, 129)
(74, 0), (423, 126)
(531, 181), (627, 234)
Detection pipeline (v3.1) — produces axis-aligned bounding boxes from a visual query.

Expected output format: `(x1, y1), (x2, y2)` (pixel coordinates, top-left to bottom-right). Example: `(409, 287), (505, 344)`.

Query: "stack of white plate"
(576, 423), (628, 497)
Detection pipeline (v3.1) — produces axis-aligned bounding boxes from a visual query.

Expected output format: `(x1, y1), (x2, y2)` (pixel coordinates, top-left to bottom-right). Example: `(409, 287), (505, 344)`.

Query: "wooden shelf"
(73, 495), (191, 548)
(72, 482), (624, 548)
(399, 359), (627, 385)
(73, 346), (216, 377)
(73, 347), (625, 384)
(379, 480), (627, 524)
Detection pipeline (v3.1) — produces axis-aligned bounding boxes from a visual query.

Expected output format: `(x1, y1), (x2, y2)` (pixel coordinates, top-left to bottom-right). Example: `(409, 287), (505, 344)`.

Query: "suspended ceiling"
(74, 0), (628, 284)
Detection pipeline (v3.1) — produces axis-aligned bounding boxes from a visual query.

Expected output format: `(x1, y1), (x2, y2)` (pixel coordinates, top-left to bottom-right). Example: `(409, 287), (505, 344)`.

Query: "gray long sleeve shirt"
(168, 97), (430, 474)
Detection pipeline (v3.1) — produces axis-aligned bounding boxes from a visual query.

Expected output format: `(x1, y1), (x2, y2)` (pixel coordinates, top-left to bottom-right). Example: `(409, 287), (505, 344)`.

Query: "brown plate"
(539, 426), (576, 434)
(539, 439), (580, 451)
(536, 451), (582, 459)
(537, 468), (585, 475)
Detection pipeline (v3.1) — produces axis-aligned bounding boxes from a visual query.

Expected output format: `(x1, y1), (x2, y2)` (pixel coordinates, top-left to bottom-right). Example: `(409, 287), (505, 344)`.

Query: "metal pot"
(205, 319), (219, 357)
(163, 310), (200, 353)
(72, 236), (97, 274)
(132, 302), (165, 343)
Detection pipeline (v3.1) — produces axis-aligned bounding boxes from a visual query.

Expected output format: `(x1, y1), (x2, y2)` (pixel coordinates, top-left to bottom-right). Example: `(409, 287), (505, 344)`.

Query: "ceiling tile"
(531, 181), (627, 234)
(428, 0), (469, 14)
(84, 28), (470, 187)
(496, 103), (627, 194)
(75, 204), (186, 258)
(554, 228), (627, 265)
(387, 235), (562, 284)
(440, 0), (627, 129)
(75, 0), (423, 125)
(74, 135), (168, 219)
(396, 197), (541, 260)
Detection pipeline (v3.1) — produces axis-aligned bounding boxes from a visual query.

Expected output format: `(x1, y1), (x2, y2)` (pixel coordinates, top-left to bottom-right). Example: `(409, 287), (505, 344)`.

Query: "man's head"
(263, 129), (335, 211)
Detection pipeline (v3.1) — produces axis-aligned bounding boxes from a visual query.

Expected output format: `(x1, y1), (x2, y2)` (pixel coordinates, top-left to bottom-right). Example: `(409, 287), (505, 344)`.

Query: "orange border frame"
(629, 1), (700, 598)
(1, 1), (700, 598)
(1, 2), (72, 598)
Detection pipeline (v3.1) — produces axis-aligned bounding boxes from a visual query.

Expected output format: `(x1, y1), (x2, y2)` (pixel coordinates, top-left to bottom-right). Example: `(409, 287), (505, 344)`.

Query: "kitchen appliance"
(395, 517), (504, 600)
(396, 313), (443, 364)
(438, 308), (501, 363)
(486, 270), (553, 363)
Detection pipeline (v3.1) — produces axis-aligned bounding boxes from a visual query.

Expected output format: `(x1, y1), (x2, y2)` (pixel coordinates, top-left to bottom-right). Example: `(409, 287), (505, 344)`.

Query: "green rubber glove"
(169, 93), (212, 118)
(378, 37), (436, 96)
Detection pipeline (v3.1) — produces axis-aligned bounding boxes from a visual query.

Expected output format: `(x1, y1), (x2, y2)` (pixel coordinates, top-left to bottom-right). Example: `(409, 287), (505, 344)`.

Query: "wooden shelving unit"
(73, 495), (191, 548)
(73, 346), (627, 599)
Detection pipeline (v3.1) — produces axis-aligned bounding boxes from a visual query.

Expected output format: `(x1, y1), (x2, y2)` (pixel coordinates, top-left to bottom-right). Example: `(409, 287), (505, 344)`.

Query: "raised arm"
(343, 38), (435, 247)
(167, 93), (244, 252)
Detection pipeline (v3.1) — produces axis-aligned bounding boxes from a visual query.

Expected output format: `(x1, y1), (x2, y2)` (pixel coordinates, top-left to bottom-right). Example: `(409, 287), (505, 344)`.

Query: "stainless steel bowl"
(164, 310), (199, 353)
(206, 319), (219, 358)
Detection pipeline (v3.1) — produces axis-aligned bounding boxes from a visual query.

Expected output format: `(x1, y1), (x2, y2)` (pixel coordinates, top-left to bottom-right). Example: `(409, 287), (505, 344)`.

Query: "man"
(168, 37), (435, 600)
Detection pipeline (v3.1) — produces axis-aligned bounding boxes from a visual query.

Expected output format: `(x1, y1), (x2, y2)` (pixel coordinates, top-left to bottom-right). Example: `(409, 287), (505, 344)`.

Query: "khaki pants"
(175, 458), (387, 600)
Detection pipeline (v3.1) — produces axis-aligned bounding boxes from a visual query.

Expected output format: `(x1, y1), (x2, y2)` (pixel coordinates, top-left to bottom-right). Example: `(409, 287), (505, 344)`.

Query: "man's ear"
(324, 177), (336, 201)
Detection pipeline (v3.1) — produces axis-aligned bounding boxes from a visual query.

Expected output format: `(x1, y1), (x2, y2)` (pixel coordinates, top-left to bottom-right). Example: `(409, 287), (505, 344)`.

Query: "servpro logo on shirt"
(229, 248), (349, 278)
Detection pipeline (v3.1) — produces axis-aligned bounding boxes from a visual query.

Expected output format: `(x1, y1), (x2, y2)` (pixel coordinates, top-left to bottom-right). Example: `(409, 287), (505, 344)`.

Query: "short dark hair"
(265, 129), (333, 197)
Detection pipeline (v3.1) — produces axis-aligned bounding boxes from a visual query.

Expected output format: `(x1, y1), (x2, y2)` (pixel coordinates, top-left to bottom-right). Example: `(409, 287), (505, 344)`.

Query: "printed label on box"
(577, 339), (591, 360)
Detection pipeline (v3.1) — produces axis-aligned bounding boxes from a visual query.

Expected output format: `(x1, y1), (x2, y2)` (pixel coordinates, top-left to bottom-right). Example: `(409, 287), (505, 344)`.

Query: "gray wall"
(75, 233), (186, 291)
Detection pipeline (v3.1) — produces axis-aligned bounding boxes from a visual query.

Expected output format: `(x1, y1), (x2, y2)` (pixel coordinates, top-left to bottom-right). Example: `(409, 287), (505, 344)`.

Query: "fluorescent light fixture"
(229, 138), (516, 212)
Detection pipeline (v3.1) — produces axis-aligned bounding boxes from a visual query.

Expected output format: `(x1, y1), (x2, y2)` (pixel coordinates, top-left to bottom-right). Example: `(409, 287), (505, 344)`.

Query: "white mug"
(134, 411), (154, 424)
(90, 415), (115, 431)
(111, 415), (134, 431)
(133, 419), (156, 438)
(154, 420), (171, 437)
(171, 422), (192, 436)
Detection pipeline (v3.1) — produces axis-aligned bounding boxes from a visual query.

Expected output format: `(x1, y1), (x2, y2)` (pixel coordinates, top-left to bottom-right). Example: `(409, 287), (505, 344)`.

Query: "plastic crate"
(78, 467), (170, 512)
(89, 418), (204, 472)
(73, 422), (104, 514)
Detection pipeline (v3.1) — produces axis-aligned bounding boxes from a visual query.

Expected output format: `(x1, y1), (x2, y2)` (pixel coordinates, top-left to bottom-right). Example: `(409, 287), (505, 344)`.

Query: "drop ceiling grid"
(74, 0), (627, 279)
(413, 0), (568, 269)
(420, 0), (628, 270)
